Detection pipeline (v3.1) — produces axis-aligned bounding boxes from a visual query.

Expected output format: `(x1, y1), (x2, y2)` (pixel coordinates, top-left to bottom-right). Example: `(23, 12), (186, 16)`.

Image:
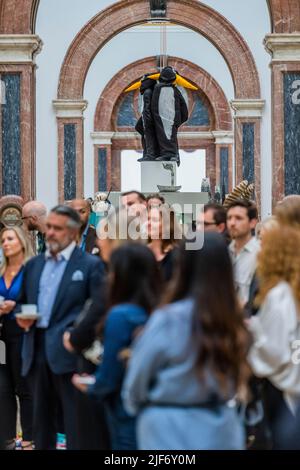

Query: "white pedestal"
(109, 191), (209, 220)
(140, 161), (177, 193)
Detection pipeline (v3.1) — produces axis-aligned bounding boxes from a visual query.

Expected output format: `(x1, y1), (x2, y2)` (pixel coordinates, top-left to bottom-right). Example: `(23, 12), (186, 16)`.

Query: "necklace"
(7, 266), (20, 278)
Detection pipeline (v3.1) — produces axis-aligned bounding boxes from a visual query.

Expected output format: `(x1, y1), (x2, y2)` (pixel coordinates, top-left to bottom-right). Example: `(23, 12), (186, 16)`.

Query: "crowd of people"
(0, 190), (300, 450)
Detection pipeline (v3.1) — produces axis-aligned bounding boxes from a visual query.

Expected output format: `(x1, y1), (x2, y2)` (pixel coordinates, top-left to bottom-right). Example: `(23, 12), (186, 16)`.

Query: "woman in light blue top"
(73, 243), (161, 450)
(123, 233), (250, 450)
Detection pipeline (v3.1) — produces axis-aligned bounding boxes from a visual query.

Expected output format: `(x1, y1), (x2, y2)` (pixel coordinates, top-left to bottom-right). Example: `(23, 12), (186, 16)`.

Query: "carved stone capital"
(0, 35), (43, 63)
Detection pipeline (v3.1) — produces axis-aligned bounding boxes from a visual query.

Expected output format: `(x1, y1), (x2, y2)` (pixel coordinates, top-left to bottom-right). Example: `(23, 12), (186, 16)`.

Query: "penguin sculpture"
(151, 66), (188, 166)
(125, 68), (197, 166)
(135, 74), (159, 162)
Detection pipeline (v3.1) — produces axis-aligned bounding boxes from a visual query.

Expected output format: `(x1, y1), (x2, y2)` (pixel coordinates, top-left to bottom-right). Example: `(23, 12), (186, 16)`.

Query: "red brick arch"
(94, 56), (232, 132)
(0, 0), (39, 33)
(58, 0), (260, 100)
(1, 1), (298, 41)
(268, 0), (300, 33)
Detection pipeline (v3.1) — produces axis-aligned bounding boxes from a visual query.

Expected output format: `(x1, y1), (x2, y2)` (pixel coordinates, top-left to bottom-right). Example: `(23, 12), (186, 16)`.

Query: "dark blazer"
(18, 246), (105, 377)
(85, 226), (98, 254)
(70, 290), (107, 354)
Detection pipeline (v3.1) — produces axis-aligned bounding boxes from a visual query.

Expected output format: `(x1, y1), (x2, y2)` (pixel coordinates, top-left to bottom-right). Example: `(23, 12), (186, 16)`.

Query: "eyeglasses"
(203, 221), (217, 226)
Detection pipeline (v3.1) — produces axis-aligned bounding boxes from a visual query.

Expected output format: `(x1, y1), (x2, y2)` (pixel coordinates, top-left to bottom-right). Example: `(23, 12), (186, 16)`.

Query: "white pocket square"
(72, 270), (84, 281)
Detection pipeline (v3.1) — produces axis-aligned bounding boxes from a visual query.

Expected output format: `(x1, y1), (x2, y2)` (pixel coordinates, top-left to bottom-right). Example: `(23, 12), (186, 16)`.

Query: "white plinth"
(140, 161), (177, 193)
(109, 191), (209, 220)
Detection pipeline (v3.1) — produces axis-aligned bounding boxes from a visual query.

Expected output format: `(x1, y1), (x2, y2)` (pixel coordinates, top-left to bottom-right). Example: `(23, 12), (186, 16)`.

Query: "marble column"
(90, 132), (114, 193)
(111, 149), (121, 191)
(212, 131), (234, 201)
(230, 99), (265, 211)
(0, 35), (42, 203)
(53, 100), (87, 203)
(264, 34), (300, 203)
(205, 143), (216, 197)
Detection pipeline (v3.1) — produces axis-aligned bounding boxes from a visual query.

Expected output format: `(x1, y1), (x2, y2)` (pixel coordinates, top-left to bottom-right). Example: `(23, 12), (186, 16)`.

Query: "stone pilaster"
(230, 99), (265, 209)
(0, 34), (42, 204)
(212, 131), (234, 198)
(90, 132), (114, 193)
(53, 100), (87, 202)
(264, 33), (300, 203)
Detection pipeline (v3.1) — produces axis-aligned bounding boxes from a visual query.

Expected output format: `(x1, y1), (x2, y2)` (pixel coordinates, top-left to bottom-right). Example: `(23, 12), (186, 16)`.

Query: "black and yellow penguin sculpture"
(135, 74), (159, 162)
(125, 67), (197, 166)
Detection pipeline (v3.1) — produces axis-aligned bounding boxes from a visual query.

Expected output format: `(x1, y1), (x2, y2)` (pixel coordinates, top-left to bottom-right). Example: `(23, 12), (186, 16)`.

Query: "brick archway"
(1, 1), (299, 51)
(1, 1), (299, 40)
(268, 0), (300, 33)
(0, 0), (39, 33)
(94, 56), (232, 132)
(58, 0), (260, 100)
(92, 57), (233, 194)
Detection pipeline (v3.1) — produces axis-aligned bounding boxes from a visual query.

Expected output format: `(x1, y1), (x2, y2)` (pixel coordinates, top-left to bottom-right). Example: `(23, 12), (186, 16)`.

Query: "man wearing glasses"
(197, 203), (227, 238)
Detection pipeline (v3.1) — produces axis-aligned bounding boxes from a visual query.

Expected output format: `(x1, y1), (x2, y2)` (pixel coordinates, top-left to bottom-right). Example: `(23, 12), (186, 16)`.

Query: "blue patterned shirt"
(37, 242), (76, 328)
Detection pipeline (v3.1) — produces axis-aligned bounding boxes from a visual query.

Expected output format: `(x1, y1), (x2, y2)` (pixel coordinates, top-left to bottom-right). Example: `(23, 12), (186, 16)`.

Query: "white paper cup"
(0, 295), (5, 306)
(21, 304), (37, 314)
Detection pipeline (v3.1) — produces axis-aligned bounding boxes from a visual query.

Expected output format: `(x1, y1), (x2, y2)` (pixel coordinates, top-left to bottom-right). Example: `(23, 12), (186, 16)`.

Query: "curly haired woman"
(247, 224), (300, 448)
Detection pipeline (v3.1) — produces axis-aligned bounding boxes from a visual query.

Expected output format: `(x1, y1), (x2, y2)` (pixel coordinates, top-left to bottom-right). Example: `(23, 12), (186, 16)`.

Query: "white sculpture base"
(140, 161), (177, 193)
(109, 191), (209, 222)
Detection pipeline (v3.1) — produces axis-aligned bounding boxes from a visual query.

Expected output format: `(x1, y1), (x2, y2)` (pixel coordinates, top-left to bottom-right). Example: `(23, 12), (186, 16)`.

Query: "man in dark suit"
(69, 199), (98, 254)
(16, 205), (105, 450)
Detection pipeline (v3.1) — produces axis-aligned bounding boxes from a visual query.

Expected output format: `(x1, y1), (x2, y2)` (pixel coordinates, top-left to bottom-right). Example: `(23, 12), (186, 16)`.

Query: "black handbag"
(240, 377), (273, 450)
(73, 299), (104, 366)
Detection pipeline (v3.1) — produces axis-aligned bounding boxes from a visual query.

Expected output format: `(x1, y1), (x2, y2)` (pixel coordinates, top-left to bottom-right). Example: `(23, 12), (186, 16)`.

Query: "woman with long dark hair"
(147, 204), (181, 283)
(123, 233), (250, 450)
(72, 243), (161, 450)
(63, 208), (145, 450)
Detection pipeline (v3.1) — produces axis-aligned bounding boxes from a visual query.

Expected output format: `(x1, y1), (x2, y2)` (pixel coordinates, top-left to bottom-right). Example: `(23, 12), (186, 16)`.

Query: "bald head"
(69, 199), (91, 231)
(22, 201), (47, 232)
(275, 195), (300, 227)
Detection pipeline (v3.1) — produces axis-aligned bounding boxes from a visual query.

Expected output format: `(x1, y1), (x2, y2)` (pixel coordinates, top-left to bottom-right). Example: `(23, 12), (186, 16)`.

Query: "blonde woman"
(275, 195), (300, 228)
(0, 226), (34, 450)
(247, 225), (300, 448)
(255, 216), (278, 241)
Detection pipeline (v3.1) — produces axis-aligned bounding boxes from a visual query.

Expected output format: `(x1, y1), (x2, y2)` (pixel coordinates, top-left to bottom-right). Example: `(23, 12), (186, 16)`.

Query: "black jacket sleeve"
(142, 88), (154, 128)
(135, 116), (144, 135)
(178, 89), (189, 125)
(16, 262), (29, 308)
(69, 281), (107, 353)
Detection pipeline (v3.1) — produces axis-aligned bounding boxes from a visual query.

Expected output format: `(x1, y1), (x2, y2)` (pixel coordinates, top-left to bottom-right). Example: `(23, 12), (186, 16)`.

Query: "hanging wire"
(160, 22), (167, 69)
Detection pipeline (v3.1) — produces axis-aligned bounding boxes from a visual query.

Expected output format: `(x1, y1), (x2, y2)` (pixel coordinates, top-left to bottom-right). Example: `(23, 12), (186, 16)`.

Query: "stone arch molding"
(268, 0), (300, 33)
(94, 56), (232, 132)
(1, 0), (299, 40)
(0, 0), (39, 33)
(58, 0), (261, 100)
